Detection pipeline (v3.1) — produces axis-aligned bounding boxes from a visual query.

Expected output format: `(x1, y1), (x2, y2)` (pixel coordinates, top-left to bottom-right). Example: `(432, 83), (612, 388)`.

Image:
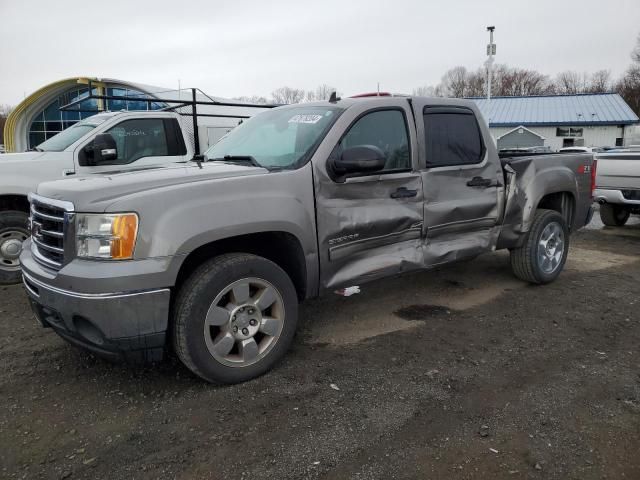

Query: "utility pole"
(486, 26), (496, 101)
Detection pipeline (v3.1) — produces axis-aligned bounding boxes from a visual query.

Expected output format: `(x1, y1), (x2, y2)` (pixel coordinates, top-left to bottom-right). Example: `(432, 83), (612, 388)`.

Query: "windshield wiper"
(211, 155), (262, 168)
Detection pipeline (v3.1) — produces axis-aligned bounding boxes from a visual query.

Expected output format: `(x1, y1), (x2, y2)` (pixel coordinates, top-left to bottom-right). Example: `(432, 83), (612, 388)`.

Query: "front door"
(313, 100), (424, 290)
(413, 102), (503, 266)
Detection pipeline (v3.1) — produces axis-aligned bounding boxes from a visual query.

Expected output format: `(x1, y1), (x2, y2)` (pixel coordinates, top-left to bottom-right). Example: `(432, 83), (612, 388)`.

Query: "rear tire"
(172, 253), (298, 384)
(0, 210), (30, 285)
(510, 209), (569, 284)
(599, 204), (630, 227)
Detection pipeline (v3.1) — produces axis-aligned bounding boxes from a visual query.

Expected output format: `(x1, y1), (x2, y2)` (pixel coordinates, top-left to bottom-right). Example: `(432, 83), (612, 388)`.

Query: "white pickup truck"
(594, 148), (640, 226)
(0, 110), (196, 284)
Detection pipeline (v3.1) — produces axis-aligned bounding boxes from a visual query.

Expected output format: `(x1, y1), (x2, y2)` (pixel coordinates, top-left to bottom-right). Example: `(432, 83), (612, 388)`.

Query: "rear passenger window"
(424, 109), (484, 167)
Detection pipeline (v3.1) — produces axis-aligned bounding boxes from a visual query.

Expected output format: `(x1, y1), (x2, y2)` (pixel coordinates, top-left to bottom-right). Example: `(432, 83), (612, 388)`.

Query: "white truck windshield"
(36, 115), (112, 152)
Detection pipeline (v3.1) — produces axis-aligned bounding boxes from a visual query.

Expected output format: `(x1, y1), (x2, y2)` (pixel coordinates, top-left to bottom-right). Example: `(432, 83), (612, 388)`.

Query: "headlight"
(76, 213), (138, 260)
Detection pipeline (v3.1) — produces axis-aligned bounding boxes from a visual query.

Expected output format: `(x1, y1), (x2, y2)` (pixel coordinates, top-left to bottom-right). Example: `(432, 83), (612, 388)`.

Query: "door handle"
(390, 187), (418, 199)
(466, 176), (493, 188)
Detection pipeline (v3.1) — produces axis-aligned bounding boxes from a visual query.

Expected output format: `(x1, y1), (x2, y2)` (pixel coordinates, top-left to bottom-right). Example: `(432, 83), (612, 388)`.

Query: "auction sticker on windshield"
(288, 114), (323, 124)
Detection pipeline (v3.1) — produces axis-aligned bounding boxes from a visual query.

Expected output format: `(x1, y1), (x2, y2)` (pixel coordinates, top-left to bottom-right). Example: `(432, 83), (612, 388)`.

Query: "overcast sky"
(1, 0), (639, 105)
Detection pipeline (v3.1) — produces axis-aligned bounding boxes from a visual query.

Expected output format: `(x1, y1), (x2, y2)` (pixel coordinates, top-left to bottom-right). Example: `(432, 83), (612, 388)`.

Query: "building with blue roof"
(470, 93), (639, 151)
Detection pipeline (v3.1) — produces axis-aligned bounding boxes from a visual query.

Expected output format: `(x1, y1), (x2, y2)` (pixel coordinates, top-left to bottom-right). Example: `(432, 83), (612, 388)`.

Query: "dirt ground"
(1, 218), (639, 480)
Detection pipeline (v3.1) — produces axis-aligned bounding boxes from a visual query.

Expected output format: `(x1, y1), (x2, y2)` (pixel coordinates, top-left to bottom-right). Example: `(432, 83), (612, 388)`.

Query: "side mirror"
(92, 133), (118, 163)
(329, 145), (386, 178)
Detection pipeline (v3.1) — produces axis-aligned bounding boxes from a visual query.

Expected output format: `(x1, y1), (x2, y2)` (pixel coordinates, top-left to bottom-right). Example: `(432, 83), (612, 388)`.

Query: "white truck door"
(74, 117), (189, 173)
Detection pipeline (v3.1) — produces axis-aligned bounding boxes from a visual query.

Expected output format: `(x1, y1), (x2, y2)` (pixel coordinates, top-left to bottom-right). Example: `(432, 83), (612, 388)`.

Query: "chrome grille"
(29, 195), (73, 269)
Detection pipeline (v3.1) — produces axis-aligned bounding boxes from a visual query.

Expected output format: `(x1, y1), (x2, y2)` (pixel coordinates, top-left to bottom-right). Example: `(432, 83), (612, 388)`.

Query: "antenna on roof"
(328, 91), (340, 103)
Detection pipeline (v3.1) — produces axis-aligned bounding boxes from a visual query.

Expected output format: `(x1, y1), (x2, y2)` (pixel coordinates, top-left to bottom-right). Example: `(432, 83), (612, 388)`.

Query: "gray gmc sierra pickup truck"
(20, 95), (595, 384)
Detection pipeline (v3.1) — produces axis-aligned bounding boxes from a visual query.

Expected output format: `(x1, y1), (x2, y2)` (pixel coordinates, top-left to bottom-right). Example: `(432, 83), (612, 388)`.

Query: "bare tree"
(465, 68), (487, 97)
(499, 67), (553, 96)
(305, 84), (339, 102)
(586, 70), (612, 93)
(271, 86), (305, 104)
(632, 32), (640, 64)
(412, 85), (442, 97)
(616, 65), (640, 116)
(439, 66), (469, 97)
(233, 95), (270, 105)
(0, 104), (13, 145)
(422, 64), (553, 98)
(554, 71), (590, 94)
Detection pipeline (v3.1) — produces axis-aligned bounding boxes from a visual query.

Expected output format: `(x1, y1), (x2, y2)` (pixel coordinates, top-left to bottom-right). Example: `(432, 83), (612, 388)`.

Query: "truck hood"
(36, 161), (268, 211)
(0, 151), (47, 164)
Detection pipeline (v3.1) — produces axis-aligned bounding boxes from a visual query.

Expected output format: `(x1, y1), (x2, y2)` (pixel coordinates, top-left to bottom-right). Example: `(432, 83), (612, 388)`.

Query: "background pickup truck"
(0, 110), (200, 284)
(0, 109), (247, 285)
(21, 95), (595, 384)
(593, 149), (640, 226)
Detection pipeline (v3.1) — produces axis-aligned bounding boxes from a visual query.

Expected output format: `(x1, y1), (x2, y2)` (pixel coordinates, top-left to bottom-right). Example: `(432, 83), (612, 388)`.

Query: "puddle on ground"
(394, 304), (452, 320)
(305, 245), (638, 346)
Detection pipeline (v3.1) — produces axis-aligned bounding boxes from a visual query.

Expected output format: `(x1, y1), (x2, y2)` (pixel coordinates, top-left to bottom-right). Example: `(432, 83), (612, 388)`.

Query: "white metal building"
(471, 93), (639, 151)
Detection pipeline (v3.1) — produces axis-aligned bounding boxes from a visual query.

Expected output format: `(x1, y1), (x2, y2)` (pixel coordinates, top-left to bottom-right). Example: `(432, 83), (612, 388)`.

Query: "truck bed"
(497, 151), (594, 248)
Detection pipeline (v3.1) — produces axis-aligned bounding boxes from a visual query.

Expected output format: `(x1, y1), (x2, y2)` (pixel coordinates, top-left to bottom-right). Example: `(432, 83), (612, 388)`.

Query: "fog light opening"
(73, 315), (106, 346)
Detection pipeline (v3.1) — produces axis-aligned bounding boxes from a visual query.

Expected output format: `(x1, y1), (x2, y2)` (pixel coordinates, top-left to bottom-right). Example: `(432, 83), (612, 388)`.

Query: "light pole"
(486, 26), (496, 101)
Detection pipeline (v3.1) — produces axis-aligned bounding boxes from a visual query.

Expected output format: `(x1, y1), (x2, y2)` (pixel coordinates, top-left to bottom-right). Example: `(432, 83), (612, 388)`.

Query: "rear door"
(312, 99), (424, 290)
(413, 101), (504, 266)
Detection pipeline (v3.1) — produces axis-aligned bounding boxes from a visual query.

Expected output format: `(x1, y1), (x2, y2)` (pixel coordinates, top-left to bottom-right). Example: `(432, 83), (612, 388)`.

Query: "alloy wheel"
(203, 277), (285, 367)
(536, 221), (565, 274)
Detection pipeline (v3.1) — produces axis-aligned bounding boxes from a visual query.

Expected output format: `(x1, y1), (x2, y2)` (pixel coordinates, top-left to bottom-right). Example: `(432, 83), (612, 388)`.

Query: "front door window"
(106, 118), (168, 164)
(338, 109), (411, 171)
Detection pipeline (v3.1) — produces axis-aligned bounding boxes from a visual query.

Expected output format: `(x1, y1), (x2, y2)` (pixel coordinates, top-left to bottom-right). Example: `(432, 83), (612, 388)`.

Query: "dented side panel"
(497, 153), (592, 249)
(411, 98), (505, 266)
(310, 98), (425, 291)
(308, 96), (593, 293)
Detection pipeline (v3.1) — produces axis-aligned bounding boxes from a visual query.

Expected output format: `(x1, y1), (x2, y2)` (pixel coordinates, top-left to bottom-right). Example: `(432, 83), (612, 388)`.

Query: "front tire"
(599, 203), (630, 227)
(172, 253), (298, 384)
(0, 210), (30, 285)
(510, 209), (569, 284)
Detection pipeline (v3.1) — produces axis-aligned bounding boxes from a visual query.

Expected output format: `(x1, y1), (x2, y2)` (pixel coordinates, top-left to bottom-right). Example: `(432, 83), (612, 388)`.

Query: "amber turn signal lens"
(110, 214), (138, 259)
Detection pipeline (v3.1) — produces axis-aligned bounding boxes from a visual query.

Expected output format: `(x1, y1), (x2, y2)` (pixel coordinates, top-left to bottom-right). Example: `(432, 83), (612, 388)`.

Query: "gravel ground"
(1, 220), (639, 479)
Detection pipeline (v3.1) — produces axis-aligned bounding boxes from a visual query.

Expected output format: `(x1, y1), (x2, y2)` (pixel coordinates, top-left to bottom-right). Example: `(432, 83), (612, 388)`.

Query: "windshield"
(36, 115), (112, 152)
(204, 106), (343, 169)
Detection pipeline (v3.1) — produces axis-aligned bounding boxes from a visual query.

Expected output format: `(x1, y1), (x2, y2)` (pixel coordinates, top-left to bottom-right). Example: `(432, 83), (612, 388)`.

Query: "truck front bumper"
(20, 242), (171, 363)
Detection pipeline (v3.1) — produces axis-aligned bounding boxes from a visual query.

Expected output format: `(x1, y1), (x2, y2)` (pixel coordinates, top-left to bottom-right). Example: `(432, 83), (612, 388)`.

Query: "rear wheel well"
(536, 192), (575, 229)
(174, 232), (307, 302)
(0, 195), (29, 214)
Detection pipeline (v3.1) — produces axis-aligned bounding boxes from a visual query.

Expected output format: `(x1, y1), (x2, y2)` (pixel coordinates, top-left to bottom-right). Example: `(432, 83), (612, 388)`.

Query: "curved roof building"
(3, 77), (262, 153)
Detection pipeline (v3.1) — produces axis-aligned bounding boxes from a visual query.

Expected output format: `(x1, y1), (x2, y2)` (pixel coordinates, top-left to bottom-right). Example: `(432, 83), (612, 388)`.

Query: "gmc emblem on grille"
(32, 222), (43, 240)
